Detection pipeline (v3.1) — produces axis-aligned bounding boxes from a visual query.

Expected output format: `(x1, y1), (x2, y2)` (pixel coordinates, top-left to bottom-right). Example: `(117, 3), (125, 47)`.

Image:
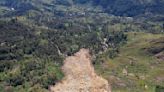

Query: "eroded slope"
(50, 49), (111, 92)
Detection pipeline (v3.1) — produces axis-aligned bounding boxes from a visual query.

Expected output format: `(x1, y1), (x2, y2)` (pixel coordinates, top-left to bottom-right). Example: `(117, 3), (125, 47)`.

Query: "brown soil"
(50, 49), (111, 92)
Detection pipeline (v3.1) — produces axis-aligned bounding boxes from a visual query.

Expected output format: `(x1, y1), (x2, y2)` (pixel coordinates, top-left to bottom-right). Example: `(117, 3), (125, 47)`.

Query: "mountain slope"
(0, 0), (163, 92)
(92, 0), (164, 16)
(0, 0), (164, 17)
(95, 32), (164, 92)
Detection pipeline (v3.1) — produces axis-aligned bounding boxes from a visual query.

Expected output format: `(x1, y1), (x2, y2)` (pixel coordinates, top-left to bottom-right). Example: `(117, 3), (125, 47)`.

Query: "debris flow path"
(50, 49), (111, 92)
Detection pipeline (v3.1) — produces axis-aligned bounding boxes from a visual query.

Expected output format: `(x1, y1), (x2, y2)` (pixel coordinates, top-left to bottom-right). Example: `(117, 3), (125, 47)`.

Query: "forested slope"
(0, 0), (164, 92)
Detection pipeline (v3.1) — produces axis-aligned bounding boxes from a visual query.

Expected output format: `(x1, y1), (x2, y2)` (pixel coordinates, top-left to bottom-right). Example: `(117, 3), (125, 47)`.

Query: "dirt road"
(50, 49), (111, 92)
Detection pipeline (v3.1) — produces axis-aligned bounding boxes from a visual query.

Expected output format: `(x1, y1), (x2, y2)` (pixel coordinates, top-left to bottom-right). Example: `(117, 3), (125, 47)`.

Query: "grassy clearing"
(95, 32), (164, 92)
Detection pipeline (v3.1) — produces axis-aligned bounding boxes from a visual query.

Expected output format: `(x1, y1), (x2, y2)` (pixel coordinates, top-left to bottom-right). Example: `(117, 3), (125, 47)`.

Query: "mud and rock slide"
(50, 49), (111, 92)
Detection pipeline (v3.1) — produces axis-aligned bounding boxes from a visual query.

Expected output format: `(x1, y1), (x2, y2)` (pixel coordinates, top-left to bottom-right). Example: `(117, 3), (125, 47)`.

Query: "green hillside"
(0, 0), (164, 92)
(1, 0), (164, 17)
(95, 32), (164, 92)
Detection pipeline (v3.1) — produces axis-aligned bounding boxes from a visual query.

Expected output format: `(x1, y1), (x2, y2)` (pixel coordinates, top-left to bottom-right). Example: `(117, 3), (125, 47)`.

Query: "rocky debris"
(122, 69), (128, 76)
(156, 76), (164, 83)
(128, 73), (135, 77)
(50, 49), (111, 92)
(155, 52), (164, 61)
(108, 76), (126, 88)
(144, 85), (148, 89)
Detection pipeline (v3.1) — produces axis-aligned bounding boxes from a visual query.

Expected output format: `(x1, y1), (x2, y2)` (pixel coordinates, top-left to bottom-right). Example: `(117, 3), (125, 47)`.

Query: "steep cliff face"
(50, 49), (111, 92)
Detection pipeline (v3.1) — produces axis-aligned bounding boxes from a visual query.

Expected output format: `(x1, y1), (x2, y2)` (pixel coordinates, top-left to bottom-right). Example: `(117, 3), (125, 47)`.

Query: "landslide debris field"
(50, 49), (111, 92)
